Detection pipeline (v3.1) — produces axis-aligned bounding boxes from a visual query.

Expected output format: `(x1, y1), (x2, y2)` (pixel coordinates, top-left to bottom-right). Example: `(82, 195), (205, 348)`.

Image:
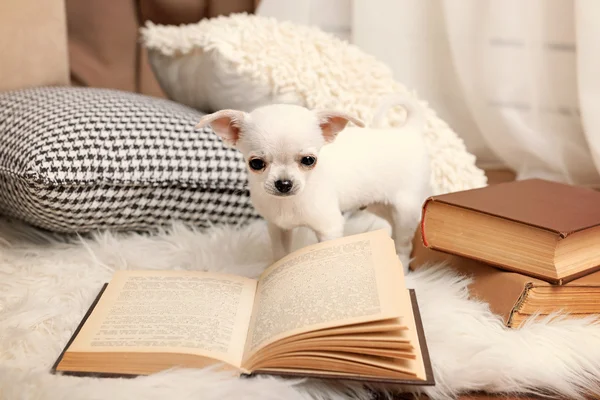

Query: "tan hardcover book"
(52, 230), (434, 385)
(421, 179), (600, 284)
(412, 250), (600, 328)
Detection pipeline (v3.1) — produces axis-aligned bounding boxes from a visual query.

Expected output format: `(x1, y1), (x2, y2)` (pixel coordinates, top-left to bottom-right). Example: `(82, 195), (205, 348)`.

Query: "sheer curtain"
(257, 0), (600, 187)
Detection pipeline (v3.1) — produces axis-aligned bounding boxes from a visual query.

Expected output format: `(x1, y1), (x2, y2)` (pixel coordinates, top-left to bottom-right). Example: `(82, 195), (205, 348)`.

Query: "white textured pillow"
(140, 13), (487, 195)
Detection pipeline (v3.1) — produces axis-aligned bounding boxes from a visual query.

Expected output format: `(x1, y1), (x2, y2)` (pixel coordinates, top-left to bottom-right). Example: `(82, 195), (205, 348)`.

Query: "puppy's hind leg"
(389, 194), (423, 273)
(365, 203), (393, 228)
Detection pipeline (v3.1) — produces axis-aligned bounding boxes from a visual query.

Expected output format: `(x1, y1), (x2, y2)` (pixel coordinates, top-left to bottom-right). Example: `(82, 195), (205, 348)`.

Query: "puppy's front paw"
(397, 253), (411, 275)
(272, 248), (287, 263)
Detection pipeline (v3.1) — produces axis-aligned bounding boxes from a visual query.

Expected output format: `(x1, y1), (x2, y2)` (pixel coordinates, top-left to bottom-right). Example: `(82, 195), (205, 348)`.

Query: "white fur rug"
(2, 213), (600, 400)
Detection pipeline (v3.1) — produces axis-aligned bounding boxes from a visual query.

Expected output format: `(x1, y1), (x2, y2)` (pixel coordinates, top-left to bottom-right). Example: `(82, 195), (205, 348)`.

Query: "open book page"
(67, 270), (257, 368)
(241, 230), (406, 366)
(269, 320), (408, 346)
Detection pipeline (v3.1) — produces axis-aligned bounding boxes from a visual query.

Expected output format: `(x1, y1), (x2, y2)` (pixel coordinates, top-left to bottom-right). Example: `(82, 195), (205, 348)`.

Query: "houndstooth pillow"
(0, 87), (260, 233)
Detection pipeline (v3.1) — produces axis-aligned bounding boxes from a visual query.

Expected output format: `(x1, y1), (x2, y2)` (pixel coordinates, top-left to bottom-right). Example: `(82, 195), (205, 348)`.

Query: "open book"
(52, 230), (434, 385)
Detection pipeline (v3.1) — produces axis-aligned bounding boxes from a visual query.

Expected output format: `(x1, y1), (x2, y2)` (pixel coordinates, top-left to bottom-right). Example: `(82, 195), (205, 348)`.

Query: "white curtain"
(257, 0), (600, 187)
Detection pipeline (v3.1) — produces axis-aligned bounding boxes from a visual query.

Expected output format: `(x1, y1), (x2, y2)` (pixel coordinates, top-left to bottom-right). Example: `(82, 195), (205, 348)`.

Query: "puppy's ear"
(316, 110), (365, 143)
(196, 110), (248, 147)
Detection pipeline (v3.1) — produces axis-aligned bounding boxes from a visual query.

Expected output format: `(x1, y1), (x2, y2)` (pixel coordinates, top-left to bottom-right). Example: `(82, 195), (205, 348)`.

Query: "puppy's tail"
(370, 93), (425, 131)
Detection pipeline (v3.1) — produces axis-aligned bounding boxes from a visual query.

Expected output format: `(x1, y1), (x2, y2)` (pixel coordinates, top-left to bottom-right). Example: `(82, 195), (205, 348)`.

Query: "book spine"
(420, 198), (433, 248)
(507, 283), (533, 328)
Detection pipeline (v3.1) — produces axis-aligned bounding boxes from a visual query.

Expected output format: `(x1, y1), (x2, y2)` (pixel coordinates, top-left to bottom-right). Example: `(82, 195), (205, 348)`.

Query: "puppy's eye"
(248, 158), (266, 171)
(300, 156), (316, 167)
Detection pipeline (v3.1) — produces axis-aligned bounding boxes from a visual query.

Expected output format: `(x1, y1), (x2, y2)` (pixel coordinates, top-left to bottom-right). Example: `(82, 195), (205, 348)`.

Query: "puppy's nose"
(275, 180), (293, 193)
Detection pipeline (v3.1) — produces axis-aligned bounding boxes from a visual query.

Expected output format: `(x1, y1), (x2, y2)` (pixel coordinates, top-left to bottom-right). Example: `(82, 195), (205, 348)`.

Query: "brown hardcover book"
(412, 250), (600, 328)
(421, 179), (600, 284)
(51, 230), (434, 386)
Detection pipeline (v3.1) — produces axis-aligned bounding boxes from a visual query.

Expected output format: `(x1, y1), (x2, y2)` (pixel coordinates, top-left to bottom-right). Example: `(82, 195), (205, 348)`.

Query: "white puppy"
(196, 96), (432, 272)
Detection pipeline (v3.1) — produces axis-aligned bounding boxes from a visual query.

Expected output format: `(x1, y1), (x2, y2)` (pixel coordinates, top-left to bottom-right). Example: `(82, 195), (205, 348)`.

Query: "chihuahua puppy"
(196, 96), (432, 272)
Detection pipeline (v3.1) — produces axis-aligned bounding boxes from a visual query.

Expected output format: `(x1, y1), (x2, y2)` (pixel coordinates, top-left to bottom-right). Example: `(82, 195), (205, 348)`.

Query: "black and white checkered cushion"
(0, 87), (260, 232)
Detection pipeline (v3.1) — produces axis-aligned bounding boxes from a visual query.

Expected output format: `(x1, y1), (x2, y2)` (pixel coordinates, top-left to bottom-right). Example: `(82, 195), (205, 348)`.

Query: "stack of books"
(416, 178), (600, 328)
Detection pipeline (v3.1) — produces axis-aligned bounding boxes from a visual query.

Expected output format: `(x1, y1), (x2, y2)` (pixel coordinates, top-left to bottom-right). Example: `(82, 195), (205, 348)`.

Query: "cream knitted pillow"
(140, 13), (487, 195)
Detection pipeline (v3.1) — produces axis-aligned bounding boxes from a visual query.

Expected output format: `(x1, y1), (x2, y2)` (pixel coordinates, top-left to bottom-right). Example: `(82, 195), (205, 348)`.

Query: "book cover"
(422, 178), (600, 238)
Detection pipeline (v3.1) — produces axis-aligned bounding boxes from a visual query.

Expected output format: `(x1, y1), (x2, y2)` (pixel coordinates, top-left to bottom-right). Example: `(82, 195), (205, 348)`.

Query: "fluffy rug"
(2, 213), (600, 400)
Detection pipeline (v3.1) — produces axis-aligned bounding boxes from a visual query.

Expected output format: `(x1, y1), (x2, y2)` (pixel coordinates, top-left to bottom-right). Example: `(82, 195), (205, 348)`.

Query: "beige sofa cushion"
(0, 0), (69, 92)
(0, 0), (256, 95)
(67, 0), (256, 98)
